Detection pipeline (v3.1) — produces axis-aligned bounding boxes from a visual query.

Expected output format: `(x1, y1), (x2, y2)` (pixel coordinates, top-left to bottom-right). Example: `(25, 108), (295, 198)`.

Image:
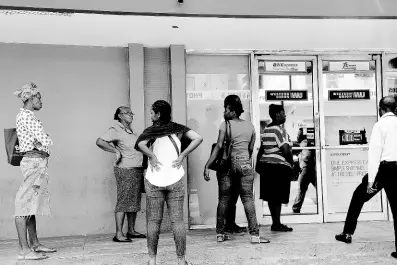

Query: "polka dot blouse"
(16, 108), (53, 154)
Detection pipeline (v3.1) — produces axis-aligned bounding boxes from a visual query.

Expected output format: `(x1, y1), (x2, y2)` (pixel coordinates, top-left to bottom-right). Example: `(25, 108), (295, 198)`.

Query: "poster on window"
(325, 148), (382, 214)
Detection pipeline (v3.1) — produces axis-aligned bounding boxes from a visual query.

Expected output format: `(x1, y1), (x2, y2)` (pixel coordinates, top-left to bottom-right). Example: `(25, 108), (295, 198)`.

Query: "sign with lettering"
(386, 76), (397, 96)
(339, 129), (367, 145)
(328, 61), (370, 72)
(186, 90), (251, 101)
(325, 148), (381, 213)
(264, 62), (306, 72)
(265, 90), (308, 101)
(304, 127), (315, 146)
(328, 90), (370, 100)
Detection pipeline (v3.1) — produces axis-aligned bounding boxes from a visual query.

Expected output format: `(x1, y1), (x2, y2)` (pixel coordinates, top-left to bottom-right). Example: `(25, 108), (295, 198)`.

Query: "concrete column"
(128, 43), (145, 134)
(170, 45), (187, 125)
(170, 44), (189, 227)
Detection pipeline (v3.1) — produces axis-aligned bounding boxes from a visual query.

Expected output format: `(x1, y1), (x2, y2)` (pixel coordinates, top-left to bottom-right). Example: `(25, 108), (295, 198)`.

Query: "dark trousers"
(292, 167), (317, 212)
(343, 174), (383, 234)
(378, 164), (397, 251)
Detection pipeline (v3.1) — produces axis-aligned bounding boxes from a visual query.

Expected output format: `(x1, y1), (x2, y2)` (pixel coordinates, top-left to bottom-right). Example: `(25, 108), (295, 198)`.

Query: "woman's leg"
(146, 182), (165, 265)
(166, 180), (186, 265)
(15, 216), (30, 253)
(115, 212), (127, 240)
(216, 171), (232, 237)
(238, 163), (259, 236)
(268, 202), (281, 227)
(127, 212), (137, 234)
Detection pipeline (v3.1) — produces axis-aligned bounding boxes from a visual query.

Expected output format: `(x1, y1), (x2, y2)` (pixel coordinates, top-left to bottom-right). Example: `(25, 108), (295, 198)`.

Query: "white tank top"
(145, 134), (185, 187)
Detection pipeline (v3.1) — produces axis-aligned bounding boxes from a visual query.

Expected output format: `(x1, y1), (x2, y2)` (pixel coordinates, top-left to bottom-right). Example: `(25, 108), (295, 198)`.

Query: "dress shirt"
(16, 108), (53, 154)
(368, 112), (397, 182)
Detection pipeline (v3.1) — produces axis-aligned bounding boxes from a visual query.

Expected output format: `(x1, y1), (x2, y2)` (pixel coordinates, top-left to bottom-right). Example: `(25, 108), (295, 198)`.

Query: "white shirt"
(368, 112), (397, 182)
(145, 134), (185, 187)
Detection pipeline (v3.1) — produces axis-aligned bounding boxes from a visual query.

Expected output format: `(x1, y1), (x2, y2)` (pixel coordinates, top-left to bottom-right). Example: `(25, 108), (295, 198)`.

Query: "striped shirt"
(260, 125), (292, 168)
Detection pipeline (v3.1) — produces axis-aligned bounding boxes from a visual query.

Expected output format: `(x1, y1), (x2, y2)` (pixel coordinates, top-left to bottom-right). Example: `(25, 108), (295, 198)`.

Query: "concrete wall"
(1, 0), (397, 17)
(0, 43), (187, 239)
(0, 43), (144, 239)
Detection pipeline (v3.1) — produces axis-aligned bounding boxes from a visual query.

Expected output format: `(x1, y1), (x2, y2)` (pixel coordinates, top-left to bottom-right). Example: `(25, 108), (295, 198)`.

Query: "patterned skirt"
(114, 167), (144, 212)
(15, 157), (51, 217)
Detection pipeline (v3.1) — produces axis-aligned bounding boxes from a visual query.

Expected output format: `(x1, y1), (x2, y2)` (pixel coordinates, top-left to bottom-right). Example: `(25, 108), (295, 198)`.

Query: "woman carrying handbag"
(203, 95), (270, 244)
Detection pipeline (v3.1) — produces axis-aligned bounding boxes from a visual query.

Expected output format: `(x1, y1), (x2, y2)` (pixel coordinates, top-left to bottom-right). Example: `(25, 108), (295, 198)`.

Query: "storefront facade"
(186, 52), (397, 228)
(2, 2), (397, 237)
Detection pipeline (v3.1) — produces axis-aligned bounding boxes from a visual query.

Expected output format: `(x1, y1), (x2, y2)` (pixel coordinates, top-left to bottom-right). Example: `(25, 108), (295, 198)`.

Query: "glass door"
(253, 56), (324, 224)
(319, 55), (389, 222)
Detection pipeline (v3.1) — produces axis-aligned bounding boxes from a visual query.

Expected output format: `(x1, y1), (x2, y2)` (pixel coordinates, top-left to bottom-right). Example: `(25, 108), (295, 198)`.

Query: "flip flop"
(18, 251), (48, 260)
(32, 245), (57, 253)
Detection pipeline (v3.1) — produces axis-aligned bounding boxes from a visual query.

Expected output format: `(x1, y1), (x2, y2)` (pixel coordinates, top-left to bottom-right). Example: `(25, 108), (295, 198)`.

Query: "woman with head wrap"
(13, 83), (56, 260)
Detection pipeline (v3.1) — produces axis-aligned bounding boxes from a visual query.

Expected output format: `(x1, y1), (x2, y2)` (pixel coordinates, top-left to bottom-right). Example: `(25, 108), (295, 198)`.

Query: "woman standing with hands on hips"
(96, 106), (146, 243)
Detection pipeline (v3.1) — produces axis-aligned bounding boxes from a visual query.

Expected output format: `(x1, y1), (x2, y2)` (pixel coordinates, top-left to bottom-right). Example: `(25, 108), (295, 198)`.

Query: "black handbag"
(208, 121), (232, 171)
(4, 128), (23, 166)
(255, 144), (265, 174)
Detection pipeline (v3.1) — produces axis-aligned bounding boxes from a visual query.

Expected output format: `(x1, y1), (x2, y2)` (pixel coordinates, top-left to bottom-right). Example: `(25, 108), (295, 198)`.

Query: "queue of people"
(9, 82), (397, 262)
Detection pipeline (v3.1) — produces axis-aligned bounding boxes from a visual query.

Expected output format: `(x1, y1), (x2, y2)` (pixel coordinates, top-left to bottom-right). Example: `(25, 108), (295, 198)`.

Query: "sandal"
(126, 232), (146, 239)
(32, 245), (57, 253)
(18, 251), (48, 260)
(251, 235), (270, 244)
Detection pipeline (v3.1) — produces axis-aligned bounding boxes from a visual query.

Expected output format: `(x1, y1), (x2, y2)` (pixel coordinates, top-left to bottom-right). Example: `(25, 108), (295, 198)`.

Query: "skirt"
(114, 167), (144, 212)
(15, 157), (51, 217)
(259, 163), (292, 204)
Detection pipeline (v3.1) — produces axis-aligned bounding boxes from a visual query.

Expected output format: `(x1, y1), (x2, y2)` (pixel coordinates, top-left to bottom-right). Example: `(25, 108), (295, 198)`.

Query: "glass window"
(322, 64), (377, 146)
(186, 55), (251, 226)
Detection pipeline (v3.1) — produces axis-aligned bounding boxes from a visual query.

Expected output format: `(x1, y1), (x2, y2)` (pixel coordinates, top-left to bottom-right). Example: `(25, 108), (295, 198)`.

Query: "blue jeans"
(145, 178), (186, 258)
(216, 156), (259, 235)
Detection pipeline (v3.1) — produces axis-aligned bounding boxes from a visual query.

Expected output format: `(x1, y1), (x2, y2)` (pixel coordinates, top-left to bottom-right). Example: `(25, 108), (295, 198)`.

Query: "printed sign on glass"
(186, 90), (251, 101)
(264, 62), (306, 72)
(265, 90), (308, 101)
(329, 61), (370, 72)
(328, 90), (370, 100)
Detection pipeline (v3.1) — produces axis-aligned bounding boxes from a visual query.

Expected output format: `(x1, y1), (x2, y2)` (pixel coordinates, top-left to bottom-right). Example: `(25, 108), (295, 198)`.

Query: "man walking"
(335, 96), (397, 259)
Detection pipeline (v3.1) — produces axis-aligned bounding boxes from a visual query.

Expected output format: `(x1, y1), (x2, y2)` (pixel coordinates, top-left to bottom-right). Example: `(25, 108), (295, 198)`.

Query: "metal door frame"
(318, 54), (389, 222)
(252, 54), (324, 224)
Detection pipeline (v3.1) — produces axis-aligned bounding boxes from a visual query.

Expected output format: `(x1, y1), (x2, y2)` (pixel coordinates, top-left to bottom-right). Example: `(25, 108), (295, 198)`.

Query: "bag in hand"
(4, 128), (23, 166)
(208, 121), (232, 171)
(255, 144), (265, 174)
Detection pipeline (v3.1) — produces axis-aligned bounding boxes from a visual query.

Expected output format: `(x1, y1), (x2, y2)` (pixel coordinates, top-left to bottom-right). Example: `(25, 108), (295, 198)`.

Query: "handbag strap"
(168, 135), (180, 156)
(225, 120), (232, 141)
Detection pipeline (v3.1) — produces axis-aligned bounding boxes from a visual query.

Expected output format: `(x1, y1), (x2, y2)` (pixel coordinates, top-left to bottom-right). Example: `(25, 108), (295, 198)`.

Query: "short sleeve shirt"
(219, 120), (255, 158)
(100, 122), (143, 168)
(260, 125), (292, 168)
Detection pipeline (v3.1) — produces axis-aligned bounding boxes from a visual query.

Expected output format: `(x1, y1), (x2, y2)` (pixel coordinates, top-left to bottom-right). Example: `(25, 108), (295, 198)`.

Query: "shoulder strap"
(225, 120), (232, 141)
(168, 135), (180, 156)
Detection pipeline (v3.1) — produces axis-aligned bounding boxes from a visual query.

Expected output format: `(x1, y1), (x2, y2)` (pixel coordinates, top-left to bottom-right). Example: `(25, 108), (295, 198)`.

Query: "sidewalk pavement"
(0, 221), (396, 265)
